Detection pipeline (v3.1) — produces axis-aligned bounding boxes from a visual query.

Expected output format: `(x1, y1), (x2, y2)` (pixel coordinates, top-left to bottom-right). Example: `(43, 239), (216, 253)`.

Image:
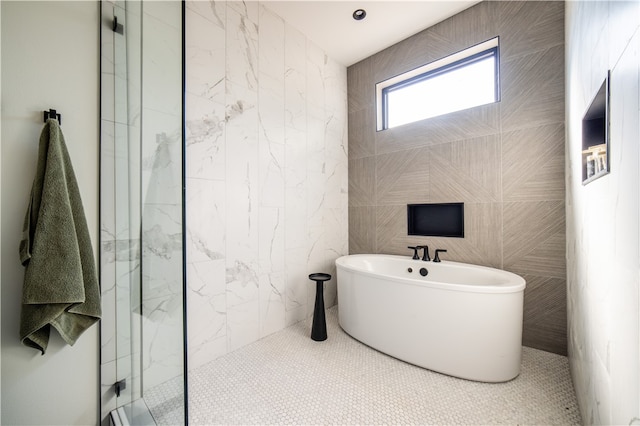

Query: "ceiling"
(263, 1), (481, 67)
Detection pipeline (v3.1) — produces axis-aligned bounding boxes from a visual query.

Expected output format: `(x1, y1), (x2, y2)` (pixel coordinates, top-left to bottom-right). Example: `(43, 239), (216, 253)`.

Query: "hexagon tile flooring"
(146, 306), (581, 425)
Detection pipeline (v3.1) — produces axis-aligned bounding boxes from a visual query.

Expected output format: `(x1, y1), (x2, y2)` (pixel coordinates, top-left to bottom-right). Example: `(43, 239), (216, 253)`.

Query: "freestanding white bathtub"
(336, 254), (526, 383)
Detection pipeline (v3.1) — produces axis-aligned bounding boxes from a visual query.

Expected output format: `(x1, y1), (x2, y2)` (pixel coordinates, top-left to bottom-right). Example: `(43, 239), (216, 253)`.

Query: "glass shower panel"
(139, 0), (185, 404)
(101, 1), (185, 424)
(116, 1), (143, 409)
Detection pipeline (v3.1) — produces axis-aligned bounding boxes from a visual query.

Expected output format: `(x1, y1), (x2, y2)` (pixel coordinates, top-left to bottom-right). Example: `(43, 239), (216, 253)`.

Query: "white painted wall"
(566, 1), (640, 424)
(1, 2), (100, 424)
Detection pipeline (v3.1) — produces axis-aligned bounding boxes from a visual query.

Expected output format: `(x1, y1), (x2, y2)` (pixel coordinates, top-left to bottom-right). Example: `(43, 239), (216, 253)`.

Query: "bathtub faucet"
(434, 249), (447, 262)
(407, 246), (420, 260)
(417, 245), (430, 261)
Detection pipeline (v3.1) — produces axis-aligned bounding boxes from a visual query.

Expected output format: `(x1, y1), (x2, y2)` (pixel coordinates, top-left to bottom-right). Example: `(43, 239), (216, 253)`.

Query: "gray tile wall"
(347, 1), (566, 355)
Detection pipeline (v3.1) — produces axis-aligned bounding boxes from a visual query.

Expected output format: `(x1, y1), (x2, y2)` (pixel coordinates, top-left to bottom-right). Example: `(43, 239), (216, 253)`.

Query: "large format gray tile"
(348, 106), (376, 159)
(348, 206), (376, 254)
(348, 156), (375, 207)
(495, 0), (565, 61)
(522, 274), (568, 356)
(502, 123), (565, 202)
(503, 200), (566, 279)
(375, 147), (430, 205)
(426, 0), (495, 58)
(500, 45), (565, 132)
(347, 57), (373, 114)
(375, 204), (410, 254)
(430, 135), (501, 203)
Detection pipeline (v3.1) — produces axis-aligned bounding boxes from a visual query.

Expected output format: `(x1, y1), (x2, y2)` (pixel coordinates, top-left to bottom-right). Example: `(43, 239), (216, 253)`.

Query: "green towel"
(18, 118), (101, 354)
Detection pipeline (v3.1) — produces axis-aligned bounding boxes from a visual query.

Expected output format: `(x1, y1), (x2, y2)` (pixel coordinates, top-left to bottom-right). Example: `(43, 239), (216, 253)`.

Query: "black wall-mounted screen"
(407, 203), (464, 238)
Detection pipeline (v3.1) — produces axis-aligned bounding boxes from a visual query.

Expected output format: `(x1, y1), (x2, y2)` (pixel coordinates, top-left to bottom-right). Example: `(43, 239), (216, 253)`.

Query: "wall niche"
(407, 203), (464, 238)
(582, 73), (610, 184)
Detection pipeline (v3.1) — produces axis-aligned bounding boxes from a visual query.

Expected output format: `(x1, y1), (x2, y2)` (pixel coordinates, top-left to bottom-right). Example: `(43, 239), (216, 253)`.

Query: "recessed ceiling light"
(352, 9), (366, 21)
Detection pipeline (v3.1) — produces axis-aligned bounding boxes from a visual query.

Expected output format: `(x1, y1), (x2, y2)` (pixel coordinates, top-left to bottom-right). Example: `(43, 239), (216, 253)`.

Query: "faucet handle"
(417, 245), (430, 261)
(433, 249), (447, 262)
(407, 246), (420, 260)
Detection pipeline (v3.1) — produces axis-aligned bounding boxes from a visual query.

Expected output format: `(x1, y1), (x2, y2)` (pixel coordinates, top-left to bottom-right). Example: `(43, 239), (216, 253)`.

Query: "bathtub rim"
(336, 254), (526, 294)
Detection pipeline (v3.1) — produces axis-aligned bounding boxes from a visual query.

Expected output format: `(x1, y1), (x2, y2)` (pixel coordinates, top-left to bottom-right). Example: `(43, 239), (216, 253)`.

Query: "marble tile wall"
(565, 1), (640, 424)
(348, 1), (567, 354)
(185, 0), (348, 371)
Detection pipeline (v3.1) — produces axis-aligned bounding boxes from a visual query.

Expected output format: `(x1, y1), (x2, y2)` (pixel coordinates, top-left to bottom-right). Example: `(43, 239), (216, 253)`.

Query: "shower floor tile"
(147, 305), (581, 425)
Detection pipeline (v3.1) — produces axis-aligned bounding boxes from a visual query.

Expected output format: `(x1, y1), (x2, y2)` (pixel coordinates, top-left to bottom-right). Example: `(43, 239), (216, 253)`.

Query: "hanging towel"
(18, 118), (101, 354)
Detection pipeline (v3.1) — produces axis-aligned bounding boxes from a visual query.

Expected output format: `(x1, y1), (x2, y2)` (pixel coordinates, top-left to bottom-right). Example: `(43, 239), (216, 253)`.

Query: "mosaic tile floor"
(146, 306), (582, 425)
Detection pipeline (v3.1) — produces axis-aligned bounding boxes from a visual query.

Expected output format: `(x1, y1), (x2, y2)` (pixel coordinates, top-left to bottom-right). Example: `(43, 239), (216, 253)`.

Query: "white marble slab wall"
(186, 0), (348, 370)
(565, 1), (640, 424)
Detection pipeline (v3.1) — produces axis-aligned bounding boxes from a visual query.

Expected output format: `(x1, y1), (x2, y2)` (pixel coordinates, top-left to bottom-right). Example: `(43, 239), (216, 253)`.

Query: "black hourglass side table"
(308, 273), (331, 341)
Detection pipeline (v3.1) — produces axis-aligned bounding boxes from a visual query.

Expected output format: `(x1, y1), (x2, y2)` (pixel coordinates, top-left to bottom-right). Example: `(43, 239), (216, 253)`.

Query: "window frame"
(376, 37), (500, 131)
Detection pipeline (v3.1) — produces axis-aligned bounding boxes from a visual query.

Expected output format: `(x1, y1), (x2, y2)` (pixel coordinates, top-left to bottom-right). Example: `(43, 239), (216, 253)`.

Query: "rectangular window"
(376, 37), (500, 130)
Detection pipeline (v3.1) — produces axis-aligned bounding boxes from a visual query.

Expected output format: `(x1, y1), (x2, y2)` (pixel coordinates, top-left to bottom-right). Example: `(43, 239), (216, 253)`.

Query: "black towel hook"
(113, 16), (124, 34)
(43, 109), (61, 125)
